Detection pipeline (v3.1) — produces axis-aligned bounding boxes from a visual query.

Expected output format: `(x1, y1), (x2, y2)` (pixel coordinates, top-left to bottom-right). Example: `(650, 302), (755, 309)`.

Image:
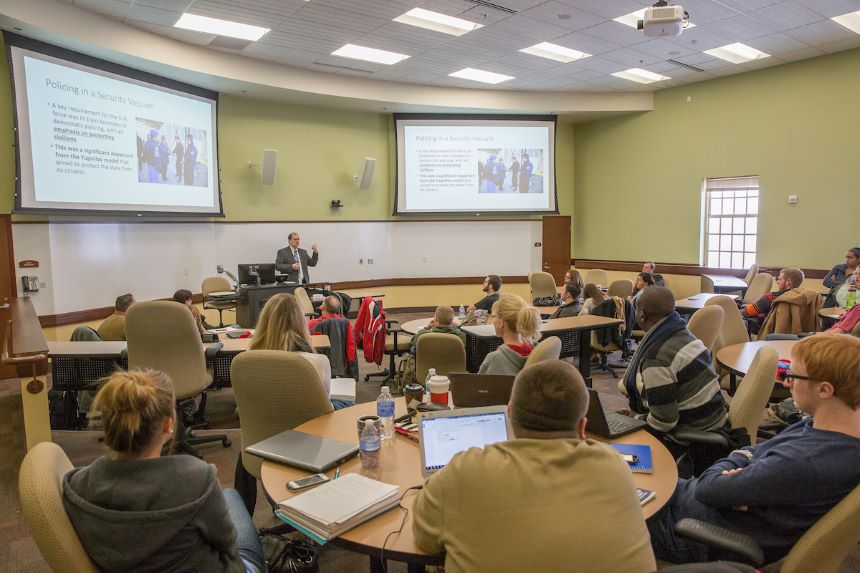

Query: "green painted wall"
(573, 47), (860, 269)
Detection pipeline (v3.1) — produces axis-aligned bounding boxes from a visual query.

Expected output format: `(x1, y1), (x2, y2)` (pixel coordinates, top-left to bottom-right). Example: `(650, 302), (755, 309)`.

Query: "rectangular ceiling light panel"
(611, 67), (670, 84)
(704, 42), (770, 64)
(449, 67), (513, 84)
(174, 13), (270, 41)
(832, 11), (860, 35)
(520, 42), (591, 63)
(394, 8), (483, 36)
(332, 44), (410, 65)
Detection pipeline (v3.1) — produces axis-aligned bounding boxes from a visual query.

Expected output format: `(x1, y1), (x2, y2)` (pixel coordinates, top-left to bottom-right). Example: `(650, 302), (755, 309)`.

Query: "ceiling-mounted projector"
(637, 3), (687, 37)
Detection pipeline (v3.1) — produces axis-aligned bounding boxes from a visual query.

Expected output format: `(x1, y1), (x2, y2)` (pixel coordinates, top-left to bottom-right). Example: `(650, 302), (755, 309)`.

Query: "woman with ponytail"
(478, 292), (542, 375)
(62, 370), (265, 573)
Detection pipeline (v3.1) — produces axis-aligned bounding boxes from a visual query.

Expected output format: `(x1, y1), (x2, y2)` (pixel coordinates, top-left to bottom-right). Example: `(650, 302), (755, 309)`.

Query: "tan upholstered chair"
(523, 336), (562, 367)
(529, 271), (558, 299)
(415, 332), (467, 384)
(687, 306), (724, 353)
(126, 301), (230, 457)
(607, 279), (634, 299)
(742, 272), (774, 305)
(202, 275), (236, 327)
(584, 269), (608, 286)
(704, 295), (751, 391)
(725, 346), (778, 440)
(18, 442), (98, 573)
(294, 287), (317, 317)
(743, 263), (759, 286)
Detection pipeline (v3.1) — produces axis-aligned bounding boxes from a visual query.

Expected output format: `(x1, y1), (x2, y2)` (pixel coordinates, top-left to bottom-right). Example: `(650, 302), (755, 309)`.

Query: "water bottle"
(459, 305), (466, 322)
(359, 420), (380, 468)
(425, 368), (436, 394)
(846, 285), (857, 310)
(376, 386), (395, 440)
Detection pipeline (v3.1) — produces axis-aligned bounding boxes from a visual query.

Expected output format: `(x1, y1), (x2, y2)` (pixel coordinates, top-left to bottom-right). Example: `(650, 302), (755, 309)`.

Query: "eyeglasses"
(783, 370), (815, 384)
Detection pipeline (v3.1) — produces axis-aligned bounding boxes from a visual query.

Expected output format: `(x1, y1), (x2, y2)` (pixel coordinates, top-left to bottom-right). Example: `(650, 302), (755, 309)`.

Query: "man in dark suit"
(275, 232), (318, 284)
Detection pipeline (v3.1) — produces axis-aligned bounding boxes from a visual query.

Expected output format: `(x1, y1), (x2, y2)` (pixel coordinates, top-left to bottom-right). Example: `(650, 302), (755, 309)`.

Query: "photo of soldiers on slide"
(477, 148), (544, 193)
(135, 118), (208, 187)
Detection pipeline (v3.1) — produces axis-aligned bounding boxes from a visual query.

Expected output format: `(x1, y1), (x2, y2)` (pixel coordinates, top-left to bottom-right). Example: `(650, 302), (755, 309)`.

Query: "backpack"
(392, 354), (417, 395)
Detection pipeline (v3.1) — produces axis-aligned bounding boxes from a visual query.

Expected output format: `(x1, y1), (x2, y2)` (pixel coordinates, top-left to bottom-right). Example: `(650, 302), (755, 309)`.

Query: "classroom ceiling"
(58, 0), (860, 92)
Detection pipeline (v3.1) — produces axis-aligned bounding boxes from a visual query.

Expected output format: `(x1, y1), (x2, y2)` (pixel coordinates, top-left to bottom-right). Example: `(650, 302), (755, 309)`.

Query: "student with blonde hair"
(478, 292), (542, 375)
(62, 370), (265, 572)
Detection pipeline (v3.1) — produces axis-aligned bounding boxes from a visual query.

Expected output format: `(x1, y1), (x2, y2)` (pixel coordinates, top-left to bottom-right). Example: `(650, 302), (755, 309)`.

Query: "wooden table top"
(715, 340), (798, 376)
(47, 334), (330, 356)
(400, 318), (431, 336)
(260, 401), (677, 561)
(818, 307), (845, 320)
(702, 274), (749, 289)
(462, 314), (621, 338)
(675, 293), (739, 311)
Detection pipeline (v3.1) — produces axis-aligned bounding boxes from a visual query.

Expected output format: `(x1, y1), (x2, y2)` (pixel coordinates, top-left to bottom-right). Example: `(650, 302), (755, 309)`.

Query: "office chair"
(523, 336), (561, 367)
(294, 287), (317, 318)
(415, 332), (466, 384)
(742, 263), (759, 286)
(701, 275), (716, 294)
(202, 275), (236, 327)
(309, 316), (358, 378)
(18, 442), (98, 573)
(675, 481), (860, 572)
(583, 269), (608, 286)
(126, 301), (230, 457)
(741, 273), (774, 305)
(757, 288), (822, 339)
(591, 297), (634, 377)
(607, 279), (633, 299)
(687, 306), (724, 353)
(529, 271), (557, 300)
(704, 295), (751, 394)
(231, 350), (333, 513)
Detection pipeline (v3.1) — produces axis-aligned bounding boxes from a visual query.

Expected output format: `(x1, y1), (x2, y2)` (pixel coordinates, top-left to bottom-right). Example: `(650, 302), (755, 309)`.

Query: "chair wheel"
(222, 439), (231, 448)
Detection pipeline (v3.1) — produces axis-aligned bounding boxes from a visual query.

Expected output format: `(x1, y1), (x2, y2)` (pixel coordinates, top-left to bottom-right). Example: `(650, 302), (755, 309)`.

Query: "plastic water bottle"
(359, 420), (380, 468)
(376, 386), (395, 440)
(459, 305), (466, 322)
(846, 285), (857, 310)
(425, 368), (436, 394)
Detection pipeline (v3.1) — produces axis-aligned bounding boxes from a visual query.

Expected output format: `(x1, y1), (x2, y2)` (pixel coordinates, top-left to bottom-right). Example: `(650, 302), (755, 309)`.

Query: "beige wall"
(573, 47), (860, 270)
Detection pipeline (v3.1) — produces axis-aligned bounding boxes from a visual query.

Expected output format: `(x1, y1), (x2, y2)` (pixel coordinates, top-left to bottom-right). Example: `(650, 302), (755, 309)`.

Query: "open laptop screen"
(420, 410), (509, 473)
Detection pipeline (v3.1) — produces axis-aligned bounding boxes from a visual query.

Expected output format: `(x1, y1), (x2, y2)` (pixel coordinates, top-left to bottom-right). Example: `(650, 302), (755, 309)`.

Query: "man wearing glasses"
(646, 334), (860, 565)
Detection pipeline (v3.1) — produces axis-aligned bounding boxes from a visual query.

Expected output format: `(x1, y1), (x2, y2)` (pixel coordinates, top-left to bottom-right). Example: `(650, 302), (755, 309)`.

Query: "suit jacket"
(275, 246), (318, 284)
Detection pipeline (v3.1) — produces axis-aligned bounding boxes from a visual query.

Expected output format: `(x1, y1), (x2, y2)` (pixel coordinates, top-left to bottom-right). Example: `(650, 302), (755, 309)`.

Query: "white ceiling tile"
(672, 25), (736, 51)
(746, 32), (811, 54)
(634, 37), (698, 59)
(556, 30), (623, 54)
(126, 4), (182, 25)
(126, 21), (172, 35)
(784, 19), (858, 44)
(134, 0), (192, 10)
(600, 46), (664, 66)
(74, 0), (131, 18)
(164, 27), (216, 45)
(776, 46), (827, 61)
(556, 0), (646, 20)
(706, 14), (779, 41)
(747, 1), (828, 30)
(577, 20), (646, 45)
(817, 35), (860, 53)
(679, 0), (744, 25)
(805, 0), (860, 19)
(520, 2), (606, 31)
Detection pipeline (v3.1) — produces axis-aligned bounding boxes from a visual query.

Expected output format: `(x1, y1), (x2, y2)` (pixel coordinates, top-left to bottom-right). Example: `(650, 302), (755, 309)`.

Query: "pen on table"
(334, 468), (340, 480)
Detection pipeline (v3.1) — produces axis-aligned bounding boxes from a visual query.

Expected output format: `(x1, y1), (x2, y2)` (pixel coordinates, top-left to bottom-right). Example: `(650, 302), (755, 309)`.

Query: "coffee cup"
(403, 383), (424, 412)
(428, 375), (450, 405)
(356, 415), (381, 439)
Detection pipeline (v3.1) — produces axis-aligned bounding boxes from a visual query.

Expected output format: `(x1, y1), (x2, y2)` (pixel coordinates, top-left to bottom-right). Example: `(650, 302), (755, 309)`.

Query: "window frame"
(702, 176), (760, 270)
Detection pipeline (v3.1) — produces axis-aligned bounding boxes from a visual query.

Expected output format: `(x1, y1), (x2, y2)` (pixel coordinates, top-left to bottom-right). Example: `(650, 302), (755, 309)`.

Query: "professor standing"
(275, 232), (318, 284)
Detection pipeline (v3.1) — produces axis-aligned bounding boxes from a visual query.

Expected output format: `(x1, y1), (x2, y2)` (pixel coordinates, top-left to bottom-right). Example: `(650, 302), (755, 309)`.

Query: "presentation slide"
(395, 116), (556, 214)
(9, 39), (221, 216)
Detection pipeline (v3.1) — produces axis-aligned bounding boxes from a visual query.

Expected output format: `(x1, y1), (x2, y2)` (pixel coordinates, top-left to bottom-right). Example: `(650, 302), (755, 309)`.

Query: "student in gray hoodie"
(62, 369), (265, 573)
(478, 292), (542, 376)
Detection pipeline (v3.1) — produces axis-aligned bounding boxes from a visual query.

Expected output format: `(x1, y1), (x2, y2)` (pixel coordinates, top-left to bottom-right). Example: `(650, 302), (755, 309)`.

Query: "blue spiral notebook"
(610, 443), (653, 474)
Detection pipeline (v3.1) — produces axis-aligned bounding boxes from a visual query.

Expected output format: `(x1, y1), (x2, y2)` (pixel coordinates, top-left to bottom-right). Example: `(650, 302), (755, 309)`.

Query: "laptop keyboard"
(606, 413), (643, 434)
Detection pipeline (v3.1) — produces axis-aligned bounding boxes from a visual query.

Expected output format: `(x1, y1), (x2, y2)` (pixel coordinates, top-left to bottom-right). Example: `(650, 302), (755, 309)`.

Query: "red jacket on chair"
(354, 296), (386, 366)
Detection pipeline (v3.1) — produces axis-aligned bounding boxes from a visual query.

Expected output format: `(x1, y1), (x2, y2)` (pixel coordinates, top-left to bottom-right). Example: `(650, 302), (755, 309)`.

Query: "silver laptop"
(418, 405), (512, 479)
(245, 429), (359, 472)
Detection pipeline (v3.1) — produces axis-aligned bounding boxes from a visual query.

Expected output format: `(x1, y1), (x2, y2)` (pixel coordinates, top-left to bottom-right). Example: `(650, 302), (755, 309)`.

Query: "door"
(0, 215), (20, 379)
(541, 215), (570, 283)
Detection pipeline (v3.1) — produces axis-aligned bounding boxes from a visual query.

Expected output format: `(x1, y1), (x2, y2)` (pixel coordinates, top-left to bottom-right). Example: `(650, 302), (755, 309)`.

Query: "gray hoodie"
(62, 455), (245, 573)
(478, 344), (529, 375)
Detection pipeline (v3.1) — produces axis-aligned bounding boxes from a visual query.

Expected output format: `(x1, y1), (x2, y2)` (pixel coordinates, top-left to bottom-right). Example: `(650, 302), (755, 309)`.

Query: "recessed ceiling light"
(611, 68), (670, 84)
(174, 13), (269, 41)
(449, 67), (513, 84)
(393, 8), (482, 36)
(831, 11), (860, 35)
(704, 42), (770, 64)
(613, 8), (695, 29)
(520, 42), (591, 63)
(331, 44), (409, 65)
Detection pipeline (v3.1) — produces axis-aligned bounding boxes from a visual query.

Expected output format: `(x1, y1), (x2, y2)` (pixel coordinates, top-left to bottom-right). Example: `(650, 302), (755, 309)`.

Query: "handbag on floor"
(259, 528), (318, 573)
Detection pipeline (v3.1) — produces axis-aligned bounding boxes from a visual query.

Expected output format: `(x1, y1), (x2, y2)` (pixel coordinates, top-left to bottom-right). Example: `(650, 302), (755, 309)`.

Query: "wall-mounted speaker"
(355, 157), (376, 190)
(261, 149), (278, 186)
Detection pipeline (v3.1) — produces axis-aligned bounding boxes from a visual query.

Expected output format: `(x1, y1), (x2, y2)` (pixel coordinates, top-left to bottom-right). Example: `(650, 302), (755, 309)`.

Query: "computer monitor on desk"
(238, 263), (276, 286)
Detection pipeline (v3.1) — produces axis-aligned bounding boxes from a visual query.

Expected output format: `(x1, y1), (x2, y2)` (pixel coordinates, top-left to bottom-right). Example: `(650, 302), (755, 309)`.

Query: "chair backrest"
(607, 279), (633, 299)
(743, 263), (759, 286)
(704, 295), (750, 357)
(687, 306), (724, 352)
(583, 269), (608, 286)
(415, 332), (467, 383)
(529, 271), (557, 299)
(523, 336), (562, 367)
(231, 350), (334, 478)
(202, 275), (231, 297)
(310, 317), (352, 377)
(126, 301), (208, 401)
(727, 346), (778, 439)
(780, 482), (860, 573)
(19, 442), (98, 573)
(294, 287), (316, 316)
(742, 273), (774, 304)
(70, 326), (102, 341)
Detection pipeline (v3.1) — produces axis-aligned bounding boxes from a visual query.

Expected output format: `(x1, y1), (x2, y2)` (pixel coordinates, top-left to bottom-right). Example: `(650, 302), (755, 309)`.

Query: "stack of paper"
(276, 473), (400, 544)
(329, 378), (356, 402)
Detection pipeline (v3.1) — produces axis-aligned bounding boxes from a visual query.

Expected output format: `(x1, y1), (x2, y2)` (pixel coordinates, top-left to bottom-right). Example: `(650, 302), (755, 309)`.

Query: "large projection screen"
(6, 34), (222, 216)
(395, 114), (557, 215)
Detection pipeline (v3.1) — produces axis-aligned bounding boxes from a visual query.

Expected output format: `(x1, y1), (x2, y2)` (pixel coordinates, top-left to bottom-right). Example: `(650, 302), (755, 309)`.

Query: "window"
(703, 176), (759, 269)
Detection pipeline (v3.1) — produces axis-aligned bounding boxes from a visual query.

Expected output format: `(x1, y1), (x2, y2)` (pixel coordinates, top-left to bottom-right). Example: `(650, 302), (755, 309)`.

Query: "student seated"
(412, 361), (656, 573)
(579, 283), (608, 315)
(641, 262), (666, 287)
(647, 334), (860, 564)
(173, 289), (207, 334)
(741, 268), (803, 334)
(97, 293), (135, 341)
(307, 295), (356, 370)
(622, 287), (728, 439)
(467, 274), (501, 313)
(549, 283), (582, 318)
(629, 271), (656, 303)
(564, 268), (584, 288)
(478, 293), (541, 375)
(826, 266), (860, 310)
(62, 369), (264, 572)
(823, 247), (860, 307)
(410, 305), (467, 353)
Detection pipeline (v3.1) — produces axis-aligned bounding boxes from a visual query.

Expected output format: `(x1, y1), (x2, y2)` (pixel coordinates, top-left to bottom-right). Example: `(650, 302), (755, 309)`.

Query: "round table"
(819, 306), (844, 321)
(260, 402), (678, 568)
(716, 340), (798, 377)
(400, 318), (431, 335)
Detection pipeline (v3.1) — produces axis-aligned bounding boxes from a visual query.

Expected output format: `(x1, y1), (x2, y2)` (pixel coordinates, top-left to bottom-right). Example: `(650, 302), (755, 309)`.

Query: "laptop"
(418, 405), (512, 479)
(448, 373), (515, 407)
(245, 430), (359, 472)
(585, 389), (647, 439)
